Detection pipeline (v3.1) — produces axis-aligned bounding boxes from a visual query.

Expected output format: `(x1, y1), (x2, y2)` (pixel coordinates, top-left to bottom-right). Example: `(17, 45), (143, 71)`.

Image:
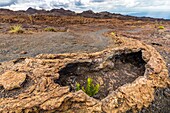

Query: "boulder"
(0, 71), (26, 90)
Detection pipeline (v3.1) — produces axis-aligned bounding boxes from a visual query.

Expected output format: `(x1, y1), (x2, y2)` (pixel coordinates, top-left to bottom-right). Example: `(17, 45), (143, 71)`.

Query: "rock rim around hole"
(0, 70), (26, 90)
(0, 35), (169, 113)
(56, 51), (146, 100)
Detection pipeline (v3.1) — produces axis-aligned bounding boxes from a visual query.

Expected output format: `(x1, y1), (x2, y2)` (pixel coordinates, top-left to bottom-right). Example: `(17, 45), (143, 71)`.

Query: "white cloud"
(0, 0), (16, 6)
(0, 0), (169, 12)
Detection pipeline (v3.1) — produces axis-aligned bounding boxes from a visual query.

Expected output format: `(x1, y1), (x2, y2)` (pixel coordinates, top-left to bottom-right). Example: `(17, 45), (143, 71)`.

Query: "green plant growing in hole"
(76, 78), (100, 97)
(158, 25), (165, 29)
(44, 27), (56, 32)
(76, 83), (81, 91)
(9, 25), (24, 33)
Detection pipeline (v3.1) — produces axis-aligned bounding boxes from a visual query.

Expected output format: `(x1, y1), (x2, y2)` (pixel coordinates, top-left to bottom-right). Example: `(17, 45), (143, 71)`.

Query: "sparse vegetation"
(111, 32), (115, 36)
(44, 27), (56, 32)
(76, 78), (100, 97)
(28, 15), (34, 24)
(158, 25), (165, 29)
(76, 83), (81, 91)
(9, 25), (24, 33)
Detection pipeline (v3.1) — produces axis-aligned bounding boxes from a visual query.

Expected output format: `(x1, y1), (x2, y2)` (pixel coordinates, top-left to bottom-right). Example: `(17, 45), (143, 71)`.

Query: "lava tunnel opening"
(55, 51), (146, 100)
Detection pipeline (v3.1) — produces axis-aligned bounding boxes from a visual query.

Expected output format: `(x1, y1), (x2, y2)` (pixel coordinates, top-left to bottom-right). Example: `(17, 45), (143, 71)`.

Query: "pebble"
(164, 88), (170, 98)
(20, 51), (27, 54)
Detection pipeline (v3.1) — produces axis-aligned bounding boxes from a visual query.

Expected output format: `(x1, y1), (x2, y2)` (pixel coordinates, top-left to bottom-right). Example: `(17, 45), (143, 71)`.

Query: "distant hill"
(0, 7), (169, 21)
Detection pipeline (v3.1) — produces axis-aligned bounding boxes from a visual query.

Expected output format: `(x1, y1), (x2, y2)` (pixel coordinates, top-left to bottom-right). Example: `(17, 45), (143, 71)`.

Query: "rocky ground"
(0, 28), (114, 62)
(0, 8), (170, 112)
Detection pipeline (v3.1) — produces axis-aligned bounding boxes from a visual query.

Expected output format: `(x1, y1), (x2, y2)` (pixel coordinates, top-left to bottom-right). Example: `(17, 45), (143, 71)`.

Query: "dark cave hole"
(55, 51), (146, 100)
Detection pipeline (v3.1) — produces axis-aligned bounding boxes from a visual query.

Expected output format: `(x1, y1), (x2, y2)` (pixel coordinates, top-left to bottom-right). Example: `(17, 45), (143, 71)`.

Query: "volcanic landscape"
(0, 8), (169, 113)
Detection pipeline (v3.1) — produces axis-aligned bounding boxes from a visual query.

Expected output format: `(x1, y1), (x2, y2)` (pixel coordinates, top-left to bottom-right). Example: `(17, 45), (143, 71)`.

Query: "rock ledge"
(0, 35), (169, 113)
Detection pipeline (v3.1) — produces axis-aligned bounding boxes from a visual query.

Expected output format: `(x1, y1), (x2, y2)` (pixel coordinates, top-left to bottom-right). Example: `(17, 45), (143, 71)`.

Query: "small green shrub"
(76, 83), (81, 91)
(111, 32), (115, 36)
(76, 78), (100, 97)
(158, 26), (165, 29)
(9, 25), (24, 33)
(44, 27), (56, 32)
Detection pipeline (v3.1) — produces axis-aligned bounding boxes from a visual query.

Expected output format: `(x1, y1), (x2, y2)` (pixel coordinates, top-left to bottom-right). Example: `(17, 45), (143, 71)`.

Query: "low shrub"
(9, 25), (24, 33)
(28, 15), (34, 24)
(158, 26), (165, 29)
(44, 27), (56, 32)
(111, 32), (115, 36)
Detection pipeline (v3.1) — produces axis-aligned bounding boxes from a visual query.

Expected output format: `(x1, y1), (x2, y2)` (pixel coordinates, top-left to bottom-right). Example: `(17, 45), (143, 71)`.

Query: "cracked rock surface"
(0, 35), (169, 113)
(0, 70), (26, 90)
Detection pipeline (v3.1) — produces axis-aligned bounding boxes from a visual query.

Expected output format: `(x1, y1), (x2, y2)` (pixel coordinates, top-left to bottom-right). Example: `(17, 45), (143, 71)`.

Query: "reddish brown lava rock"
(0, 70), (26, 90)
(0, 34), (169, 113)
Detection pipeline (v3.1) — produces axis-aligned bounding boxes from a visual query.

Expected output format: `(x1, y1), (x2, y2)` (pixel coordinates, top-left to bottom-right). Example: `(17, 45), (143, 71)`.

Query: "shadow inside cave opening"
(55, 51), (146, 100)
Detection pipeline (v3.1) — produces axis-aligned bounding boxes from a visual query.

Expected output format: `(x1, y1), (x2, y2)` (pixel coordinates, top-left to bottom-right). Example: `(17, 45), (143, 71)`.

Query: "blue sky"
(0, 0), (170, 19)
